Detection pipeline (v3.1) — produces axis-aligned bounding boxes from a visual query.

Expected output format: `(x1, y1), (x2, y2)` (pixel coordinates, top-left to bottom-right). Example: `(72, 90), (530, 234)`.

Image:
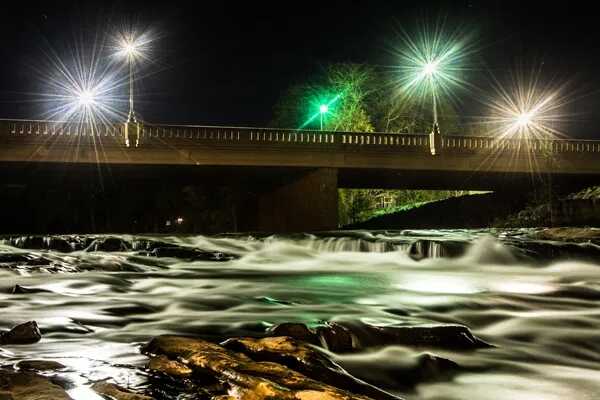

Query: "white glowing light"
(113, 30), (154, 62)
(423, 61), (439, 77)
(516, 111), (533, 128)
(77, 90), (96, 107)
(119, 40), (141, 59)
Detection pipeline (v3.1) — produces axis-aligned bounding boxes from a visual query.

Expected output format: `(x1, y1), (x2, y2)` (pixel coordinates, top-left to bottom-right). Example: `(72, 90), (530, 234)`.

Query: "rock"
(142, 335), (380, 400)
(91, 382), (153, 400)
(147, 355), (192, 378)
(16, 360), (66, 371)
(409, 353), (460, 382)
(11, 285), (52, 295)
(357, 324), (492, 350)
(147, 246), (236, 261)
(87, 238), (130, 252)
(3, 236), (74, 252)
(222, 336), (400, 400)
(316, 323), (357, 353)
(0, 321), (42, 345)
(0, 370), (72, 400)
(269, 322), (319, 344)
(533, 227), (600, 243)
(338, 350), (461, 391)
(509, 240), (600, 263)
(408, 240), (467, 261)
(268, 322), (491, 352)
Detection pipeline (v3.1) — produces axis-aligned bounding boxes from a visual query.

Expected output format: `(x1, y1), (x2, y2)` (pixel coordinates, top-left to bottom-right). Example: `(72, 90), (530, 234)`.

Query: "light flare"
(484, 69), (569, 140)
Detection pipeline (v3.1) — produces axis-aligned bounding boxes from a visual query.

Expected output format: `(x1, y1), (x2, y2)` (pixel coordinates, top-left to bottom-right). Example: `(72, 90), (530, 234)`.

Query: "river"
(1, 229), (600, 399)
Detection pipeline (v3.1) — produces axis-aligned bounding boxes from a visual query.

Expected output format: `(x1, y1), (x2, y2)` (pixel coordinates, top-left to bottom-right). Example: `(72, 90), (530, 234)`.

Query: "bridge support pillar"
(256, 168), (338, 232)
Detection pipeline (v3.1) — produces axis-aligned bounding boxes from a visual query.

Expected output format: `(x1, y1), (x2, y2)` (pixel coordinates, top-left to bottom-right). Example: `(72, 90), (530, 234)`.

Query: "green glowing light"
(300, 93), (343, 130)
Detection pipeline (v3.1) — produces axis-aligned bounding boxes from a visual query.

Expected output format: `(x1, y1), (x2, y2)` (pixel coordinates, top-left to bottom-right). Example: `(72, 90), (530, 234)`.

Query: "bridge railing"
(139, 124), (431, 149)
(0, 119), (123, 137)
(443, 135), (600, 153)
(1, 119), (599, 154)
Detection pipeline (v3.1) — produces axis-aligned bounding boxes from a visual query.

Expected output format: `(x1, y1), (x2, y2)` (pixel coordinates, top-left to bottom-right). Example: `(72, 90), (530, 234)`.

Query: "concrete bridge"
(1, 119), (600, 232)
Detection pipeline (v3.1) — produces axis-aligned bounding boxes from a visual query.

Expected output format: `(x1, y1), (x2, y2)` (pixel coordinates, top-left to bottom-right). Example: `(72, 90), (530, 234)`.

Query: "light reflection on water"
(0, 231), (599, 399)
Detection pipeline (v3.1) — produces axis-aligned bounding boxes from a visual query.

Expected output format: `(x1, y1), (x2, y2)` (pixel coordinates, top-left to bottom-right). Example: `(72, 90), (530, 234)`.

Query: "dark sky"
(1, 1), (600, 136)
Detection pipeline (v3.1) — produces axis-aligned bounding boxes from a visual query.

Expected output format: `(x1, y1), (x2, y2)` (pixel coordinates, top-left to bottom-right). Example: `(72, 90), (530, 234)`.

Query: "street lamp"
(116, 33), (149, 147)
(319, 104), (329, 130)
(395, 25), (475, 154)
(118, 38), (141, 124)
(421, 60), (440, 132)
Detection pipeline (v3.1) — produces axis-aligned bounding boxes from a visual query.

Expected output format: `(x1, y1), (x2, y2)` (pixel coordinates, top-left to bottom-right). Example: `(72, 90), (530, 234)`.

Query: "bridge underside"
(1, 161), (598, 233)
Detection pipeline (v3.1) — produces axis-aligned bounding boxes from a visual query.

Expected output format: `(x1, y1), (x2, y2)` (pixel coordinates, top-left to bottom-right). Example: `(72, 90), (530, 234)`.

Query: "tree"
(271, 63), (376, 132)
(271, 63), (471, 227)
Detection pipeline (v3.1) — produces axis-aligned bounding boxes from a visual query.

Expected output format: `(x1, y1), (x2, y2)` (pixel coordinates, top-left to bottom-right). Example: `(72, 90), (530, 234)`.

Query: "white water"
(1, 230), (600, 399)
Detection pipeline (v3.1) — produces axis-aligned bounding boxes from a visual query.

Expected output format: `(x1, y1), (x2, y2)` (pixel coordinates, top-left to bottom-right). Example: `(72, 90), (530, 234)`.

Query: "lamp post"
(319, 104), (329, 131)
(118, 37), (143, 147)
(120, 41), (139, 124)
(319, 104), (329, 130)
(422, 60), (439, 132)
(422, 60), (442, 155)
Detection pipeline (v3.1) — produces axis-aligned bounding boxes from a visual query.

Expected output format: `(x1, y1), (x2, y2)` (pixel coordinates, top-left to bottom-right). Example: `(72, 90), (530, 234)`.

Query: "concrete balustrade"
(2, 119), (600, 156)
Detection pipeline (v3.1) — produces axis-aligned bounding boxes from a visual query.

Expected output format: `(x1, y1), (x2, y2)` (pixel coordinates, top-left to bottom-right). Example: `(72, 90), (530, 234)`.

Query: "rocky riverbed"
(2, 229), (600, 399)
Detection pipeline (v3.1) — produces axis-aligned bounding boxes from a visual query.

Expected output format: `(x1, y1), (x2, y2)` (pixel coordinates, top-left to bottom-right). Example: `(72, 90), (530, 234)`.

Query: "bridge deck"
(1, 119), (599, 190)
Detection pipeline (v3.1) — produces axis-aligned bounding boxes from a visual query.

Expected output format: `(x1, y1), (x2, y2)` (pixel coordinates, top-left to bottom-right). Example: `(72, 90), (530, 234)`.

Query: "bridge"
(1, 118), (600, 232)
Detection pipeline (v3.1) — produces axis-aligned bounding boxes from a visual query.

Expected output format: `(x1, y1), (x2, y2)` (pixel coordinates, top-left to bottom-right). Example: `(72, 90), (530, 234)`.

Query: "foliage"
(339, 189), (472, 226)
(271, 63), (376, 132)
(270, 62), (471, 227)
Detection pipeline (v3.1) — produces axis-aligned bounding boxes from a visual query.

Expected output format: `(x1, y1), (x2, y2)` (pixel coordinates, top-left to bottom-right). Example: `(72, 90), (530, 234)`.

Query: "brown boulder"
(91, 382), (153, 400)
(0, 370), (72, 400)
(142, 335), (381, 400)
(222, 336), (400, 400)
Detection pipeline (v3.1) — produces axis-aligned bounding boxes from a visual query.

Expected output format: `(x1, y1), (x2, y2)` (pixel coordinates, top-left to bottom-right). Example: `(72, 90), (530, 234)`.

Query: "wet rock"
(269, 323), (319, 345)
(147, 246), (236, 262)
(338, 350), (461, 391)
(0, 370), (72, 399)
(2, 236), (74, 253)
(533, 227), (600, 243)
(16, 360), (66, 371)
(409, 353), (460, 382)
(316, 323), (357, 353)
(222, 336), (400, 400)
(509, 240), (600, 263)
(10, 285), (52, 295)
(357, 324), (492, 350)
(408, 240), (467, 261)
(268, 322), (491, 352)
(0, 321), (42, 345)
(147, 355), (192, 378)
(87, 237), (130, 252)
(91, 382), (153, 400)
(142, 335), (379, 400)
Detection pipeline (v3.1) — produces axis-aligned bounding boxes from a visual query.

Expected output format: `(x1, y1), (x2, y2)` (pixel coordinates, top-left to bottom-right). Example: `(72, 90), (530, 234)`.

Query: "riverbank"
(345, 192), (526, 229)
(348, 186), (600, 229)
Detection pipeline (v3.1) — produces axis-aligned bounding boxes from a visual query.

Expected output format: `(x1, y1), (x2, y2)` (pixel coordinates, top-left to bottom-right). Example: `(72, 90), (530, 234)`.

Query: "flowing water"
(1, 229), (600, 399)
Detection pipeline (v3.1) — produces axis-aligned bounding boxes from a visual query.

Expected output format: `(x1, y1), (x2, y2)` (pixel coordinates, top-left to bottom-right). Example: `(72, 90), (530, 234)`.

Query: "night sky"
(1, 1), (600, 137)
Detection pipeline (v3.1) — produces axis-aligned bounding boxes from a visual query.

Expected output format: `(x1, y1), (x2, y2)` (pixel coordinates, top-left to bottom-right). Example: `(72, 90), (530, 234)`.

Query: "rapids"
(1, 229), (600, 399)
